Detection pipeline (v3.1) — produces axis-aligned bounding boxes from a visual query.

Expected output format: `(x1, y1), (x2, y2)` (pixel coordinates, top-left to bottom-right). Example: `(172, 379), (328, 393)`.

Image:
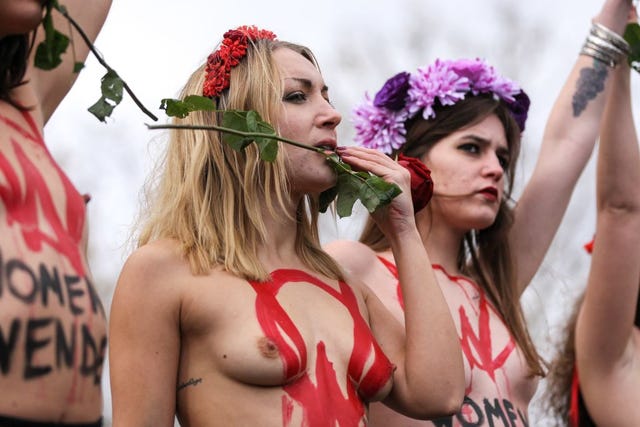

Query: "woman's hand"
(336, 146), (416, 237)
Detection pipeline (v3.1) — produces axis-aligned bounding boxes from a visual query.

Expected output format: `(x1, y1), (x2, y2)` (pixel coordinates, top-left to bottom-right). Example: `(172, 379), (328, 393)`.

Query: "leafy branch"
(34, 1), (157, 122)
(150, 96), (402, 217)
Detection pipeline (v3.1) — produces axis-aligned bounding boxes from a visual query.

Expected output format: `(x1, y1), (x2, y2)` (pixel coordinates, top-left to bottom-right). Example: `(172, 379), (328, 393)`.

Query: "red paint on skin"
(379, 259), (516, 392)
(433, 265), (515, 388)
(0, 112), (86, 275)
(249, 269), (393, 426)
(458, 296), (515, 383)
(283, 342), (364, 427)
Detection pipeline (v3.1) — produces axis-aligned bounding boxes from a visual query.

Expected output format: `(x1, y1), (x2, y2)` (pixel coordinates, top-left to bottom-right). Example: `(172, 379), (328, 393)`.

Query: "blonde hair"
(137, 38), (343, 282)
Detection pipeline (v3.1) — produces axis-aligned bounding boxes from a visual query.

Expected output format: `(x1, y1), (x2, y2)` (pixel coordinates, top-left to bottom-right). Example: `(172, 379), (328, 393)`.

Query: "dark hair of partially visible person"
(360, 94), (546, 378)
(545, 291), (640, 426)
(0, 34), (32, 110)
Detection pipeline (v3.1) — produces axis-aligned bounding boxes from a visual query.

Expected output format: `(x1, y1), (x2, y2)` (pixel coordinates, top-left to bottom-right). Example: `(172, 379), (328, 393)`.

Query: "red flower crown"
(203, 25), (277, 98)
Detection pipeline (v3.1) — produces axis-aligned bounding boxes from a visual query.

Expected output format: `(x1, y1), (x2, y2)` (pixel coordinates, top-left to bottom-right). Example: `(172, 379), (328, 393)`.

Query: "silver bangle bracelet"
(591, 22), (630, 54)
(580, 44), (617, 67)
(586, 34), (627, 56)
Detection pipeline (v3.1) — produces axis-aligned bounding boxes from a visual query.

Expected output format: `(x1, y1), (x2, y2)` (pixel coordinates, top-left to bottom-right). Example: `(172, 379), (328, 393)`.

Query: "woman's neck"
(415, 210), (464, 274)
(257, 202), (302, 270)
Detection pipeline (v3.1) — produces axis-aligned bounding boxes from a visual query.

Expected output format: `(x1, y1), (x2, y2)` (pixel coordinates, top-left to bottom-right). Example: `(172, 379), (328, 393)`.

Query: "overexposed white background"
(44, 0), (640, 424)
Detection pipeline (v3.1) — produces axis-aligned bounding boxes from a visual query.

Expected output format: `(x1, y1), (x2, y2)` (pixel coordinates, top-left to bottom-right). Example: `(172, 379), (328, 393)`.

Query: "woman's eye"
(283, 92), (307, 103)
(459, 143), (479, 154)
(498, 155), (509, 170)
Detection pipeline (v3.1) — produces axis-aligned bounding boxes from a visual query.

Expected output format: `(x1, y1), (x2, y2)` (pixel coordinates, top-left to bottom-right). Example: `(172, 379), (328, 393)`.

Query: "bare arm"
(511, 0), (633, 294)
(575, 57), (640, 423)
(109, 244), (182, 427)
(28, 0), (112, 124)
(335, 146), (465, 419)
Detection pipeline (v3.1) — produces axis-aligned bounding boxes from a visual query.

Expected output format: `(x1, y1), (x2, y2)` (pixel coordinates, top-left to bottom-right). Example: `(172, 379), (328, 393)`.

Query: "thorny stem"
(56, 7), (158, 121)
(146, 122), (363, 178)
(146, 123), (323, 153)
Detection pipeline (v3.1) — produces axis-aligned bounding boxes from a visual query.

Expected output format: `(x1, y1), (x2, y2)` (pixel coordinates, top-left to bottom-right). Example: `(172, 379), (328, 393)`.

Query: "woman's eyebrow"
(285, 77), (329, 93)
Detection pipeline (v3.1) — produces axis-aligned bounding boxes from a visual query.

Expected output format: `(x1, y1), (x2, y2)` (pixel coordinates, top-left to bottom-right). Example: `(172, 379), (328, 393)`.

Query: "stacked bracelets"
(581, 22), (630, 67)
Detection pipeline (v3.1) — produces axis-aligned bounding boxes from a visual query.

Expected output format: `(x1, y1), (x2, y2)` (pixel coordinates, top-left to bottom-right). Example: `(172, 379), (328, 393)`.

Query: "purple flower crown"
(352, 58), (530, 154)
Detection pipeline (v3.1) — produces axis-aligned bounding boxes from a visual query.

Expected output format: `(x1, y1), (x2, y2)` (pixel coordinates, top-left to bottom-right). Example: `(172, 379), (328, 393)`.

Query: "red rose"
(397, 154), (433, 212)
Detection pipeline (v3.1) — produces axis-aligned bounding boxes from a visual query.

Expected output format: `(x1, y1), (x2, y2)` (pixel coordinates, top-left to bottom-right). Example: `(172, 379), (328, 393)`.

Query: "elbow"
(429, 392), (464, 419)
(402, 383), (465, 420)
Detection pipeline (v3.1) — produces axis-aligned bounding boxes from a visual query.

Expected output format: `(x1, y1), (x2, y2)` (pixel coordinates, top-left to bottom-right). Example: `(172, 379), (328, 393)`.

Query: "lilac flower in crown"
(407, 59), (472, 119)
(352, 93), (410, 154)
(352, 57), (529, 154)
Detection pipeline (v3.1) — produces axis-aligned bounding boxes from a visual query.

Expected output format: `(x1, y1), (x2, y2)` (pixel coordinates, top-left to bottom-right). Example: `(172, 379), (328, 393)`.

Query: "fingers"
(336, 146), (410, 187)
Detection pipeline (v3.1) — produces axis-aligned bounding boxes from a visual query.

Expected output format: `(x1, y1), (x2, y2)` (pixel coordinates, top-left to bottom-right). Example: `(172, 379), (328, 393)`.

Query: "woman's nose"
(483, 154), (504, 180)
(319, 102), (342, 129)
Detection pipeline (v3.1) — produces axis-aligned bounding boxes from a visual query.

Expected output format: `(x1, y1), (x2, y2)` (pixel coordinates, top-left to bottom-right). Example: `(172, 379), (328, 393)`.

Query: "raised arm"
(109, 243), (182, 427)
(511, 0), (634, 293)
(335, 146), (465, 419)
(28, 0), (112, 124)
(574, 55), (640, 424)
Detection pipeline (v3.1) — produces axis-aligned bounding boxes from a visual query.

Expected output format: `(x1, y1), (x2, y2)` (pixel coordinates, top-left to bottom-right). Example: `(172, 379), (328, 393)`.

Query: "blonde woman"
(108, 26), (464, 426)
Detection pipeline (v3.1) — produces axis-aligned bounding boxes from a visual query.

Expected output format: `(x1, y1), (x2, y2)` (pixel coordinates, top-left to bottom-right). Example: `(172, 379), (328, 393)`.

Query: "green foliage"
(34, 1), (69, 70)
(158, 101), (402, 217)
(320, 156), (402, 217)
(160, 95), (216, 118)
(222, 110), (279, 162)
(34, 1), (157, 122)
(624, 23), (640, 73)
(88, 70), (124, 122)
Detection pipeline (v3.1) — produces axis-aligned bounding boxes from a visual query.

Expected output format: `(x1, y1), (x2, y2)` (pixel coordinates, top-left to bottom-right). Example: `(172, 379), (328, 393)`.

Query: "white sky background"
(43, 0), (640, 424)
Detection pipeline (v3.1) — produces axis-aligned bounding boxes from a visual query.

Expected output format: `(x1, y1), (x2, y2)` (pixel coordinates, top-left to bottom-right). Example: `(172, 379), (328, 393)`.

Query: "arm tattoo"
(572, 59), (608, 117)
(177, 377), (203, 392)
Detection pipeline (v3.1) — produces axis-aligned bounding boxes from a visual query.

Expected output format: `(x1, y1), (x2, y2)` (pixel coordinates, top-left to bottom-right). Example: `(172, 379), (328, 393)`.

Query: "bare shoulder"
(324, 239), (382, 279)
(114, 239), (189, 306)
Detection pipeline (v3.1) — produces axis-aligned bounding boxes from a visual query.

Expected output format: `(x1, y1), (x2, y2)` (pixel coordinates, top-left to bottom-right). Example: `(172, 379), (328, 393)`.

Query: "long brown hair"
(360, 94), (545, 377)
(545, 291), (640, 424)
(544, 295), (581, 426)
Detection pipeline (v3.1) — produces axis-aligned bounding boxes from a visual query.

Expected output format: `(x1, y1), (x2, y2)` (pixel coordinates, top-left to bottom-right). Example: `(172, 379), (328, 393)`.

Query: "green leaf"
(160, 96), (218, 118)
(183, 95), (217, 112)
(624, 23), (640, 73)
(101, 70), (124, 103)
(34, 26), (69, 70)
(319, 185), (339, 213)
(87, 70), (124, 122)
(220, 110), (253, 150)
(255, 138), (279, 162)
(359, 175), (403, 213)
(335, 173), (364, 218)
(223, 134), (254, 151)
(222, 110), (250, 132)
(73, 62), (85, 73)
(246, 110), (259, 132)
(159, 99), (191, 118)
(88, 98), (115, 122)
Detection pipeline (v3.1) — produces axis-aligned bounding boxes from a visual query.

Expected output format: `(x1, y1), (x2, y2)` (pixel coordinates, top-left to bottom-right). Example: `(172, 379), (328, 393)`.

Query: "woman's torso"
(369, 256), (537, 427)
(0, 104), (106, 422)
(174, 266), (394, 426)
